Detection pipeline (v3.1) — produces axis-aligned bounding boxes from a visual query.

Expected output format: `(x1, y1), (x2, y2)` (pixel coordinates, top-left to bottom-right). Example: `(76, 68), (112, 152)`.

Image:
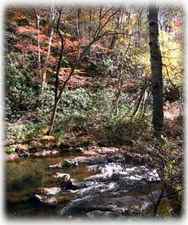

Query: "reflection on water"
(5, 155), (162, 218)
(5, 155), (95, 217)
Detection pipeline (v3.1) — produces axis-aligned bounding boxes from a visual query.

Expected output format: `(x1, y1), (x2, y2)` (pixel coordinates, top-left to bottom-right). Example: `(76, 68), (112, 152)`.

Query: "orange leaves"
(6, 9), (27, 22)
(15, 42), (47, 54)
(59, 68), (91, 89)
(92, 43), (112, 54)
(121, 79), (139, 93)
(51, 34), (81, 53)
(64, 38), (80, 53)
(16, 26), (49, 42)
(51, 35), (61, 48)
(164, 101), (183, 121)
(173, 17), (183, 28)
(79, 37), (90, 45)
(14, 22), (89, 64)
(164, 102), (183, 138)
(16, 26), (39, 34)
(37, 34), (49, 42)
(59, 67), (72, 76)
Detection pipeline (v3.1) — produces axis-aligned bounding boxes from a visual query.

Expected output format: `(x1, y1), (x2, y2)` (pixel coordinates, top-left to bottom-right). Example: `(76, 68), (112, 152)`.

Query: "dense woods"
(5, 5), (183, 218)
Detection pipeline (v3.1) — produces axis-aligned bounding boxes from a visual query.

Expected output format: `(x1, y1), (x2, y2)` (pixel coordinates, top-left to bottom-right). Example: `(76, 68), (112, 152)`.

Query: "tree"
(47, 8), (120, 134)
(41, 7), (57, 93)
(33, 9), (42, 82)
(76, 8), (81, 37)
(33, 7), (58, 94)
(109, 10), (121, 49)
(148, 6), (164, 138)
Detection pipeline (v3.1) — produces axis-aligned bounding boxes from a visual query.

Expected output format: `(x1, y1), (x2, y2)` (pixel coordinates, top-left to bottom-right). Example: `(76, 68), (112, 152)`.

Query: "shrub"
(104, 117), (149, 145)
(37, 86), (54, 123)
(6, 122), (43, 143)
(37, 86), (136, 136)
(5, 146), (16, 155)
(5, 52), (40, 121)
(55, 88), (93, 132)
(37, 87), (93, 132)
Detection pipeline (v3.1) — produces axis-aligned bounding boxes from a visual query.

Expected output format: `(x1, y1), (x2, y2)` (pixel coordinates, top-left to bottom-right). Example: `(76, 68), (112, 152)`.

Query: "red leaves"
(92, 43), (112, 54)
(174, 17), (183, 27)
(16, 26), (39, 34)
(79, 37), (90, 45)
(16, 26), (50, 55)
(120, 79), (139, 93)
(164, 101), (183, 121)
(164, 102), (183, 138)
(16, 26), (49, 42)
(36, 34), (49, 42)
(59, 68), (91, 89)
(7, 9), (27, 22)
(64, 38), (80, 53)
(15, 42), (47, 54)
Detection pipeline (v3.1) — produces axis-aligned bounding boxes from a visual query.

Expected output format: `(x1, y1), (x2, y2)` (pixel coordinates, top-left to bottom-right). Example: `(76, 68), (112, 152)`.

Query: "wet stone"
(33, 186), (73, 207)
(33, 194), (58, 206)
(63, 159), (79, 168)
(32, 150), (59, 157)
(49, 162), (63, 169)
(49, 159), (78, 169)
(53, 172), (71, 179)
(36, 187), (61, 195)
(59, 161), (162, 217)
(6, 149), (163, 217)
(86, 210), (120, 218)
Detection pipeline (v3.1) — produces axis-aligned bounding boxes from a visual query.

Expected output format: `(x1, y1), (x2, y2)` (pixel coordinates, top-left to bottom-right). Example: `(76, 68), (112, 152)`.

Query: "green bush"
(6, 122), (42, 143)
(37, 86), (54, 123)
(37, 87), (93, 132)
(56, 88), (93, 132)
(104, 117), (149, 145)
(5, 52), (40, 120)
(86, 55), (114, 76)
(5, 146), (16, 155)
(36, 86), (134, 135)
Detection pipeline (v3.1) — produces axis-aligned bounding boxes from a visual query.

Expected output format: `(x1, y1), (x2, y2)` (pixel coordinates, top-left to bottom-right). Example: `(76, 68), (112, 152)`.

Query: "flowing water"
(5, 152), (163, 218)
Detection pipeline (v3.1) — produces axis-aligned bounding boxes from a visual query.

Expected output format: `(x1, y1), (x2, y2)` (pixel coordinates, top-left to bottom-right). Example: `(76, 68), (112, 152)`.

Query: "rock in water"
(63, 159), (78, 168)
(49, 162), (62, 169)
(33, 194), (58, 206)
(35, 187), (61, 195)
(49, 160), (78, 169)
(60, 177), (78, 191)
(53, 173), (71, 179)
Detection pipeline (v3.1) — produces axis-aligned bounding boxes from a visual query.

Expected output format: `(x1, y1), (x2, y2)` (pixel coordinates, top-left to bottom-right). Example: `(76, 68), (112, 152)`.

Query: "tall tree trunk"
(48, 10), (63, 135)
(76, 8), (81, 37)
(41, 7), (56, 94)
(109, 11), (121, 49)
(88, 9), (92, 40)
(148, 7), (164, 138)
(33, 9), (42, 81)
